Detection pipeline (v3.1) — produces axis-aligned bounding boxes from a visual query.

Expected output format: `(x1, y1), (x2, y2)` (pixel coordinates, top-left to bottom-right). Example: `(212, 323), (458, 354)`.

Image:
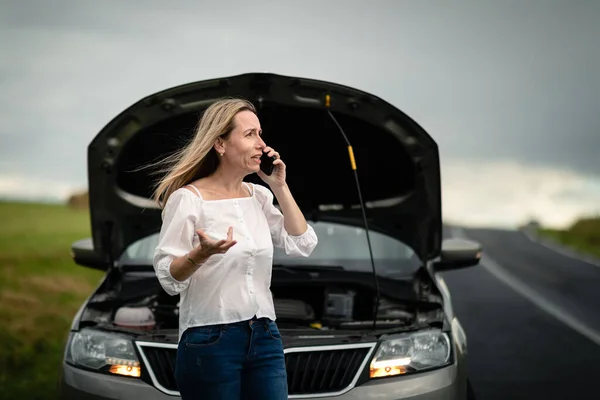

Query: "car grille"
(138, 345), (179, 393)
(285, 346), (372, 395)
(136, 342), (376, 397)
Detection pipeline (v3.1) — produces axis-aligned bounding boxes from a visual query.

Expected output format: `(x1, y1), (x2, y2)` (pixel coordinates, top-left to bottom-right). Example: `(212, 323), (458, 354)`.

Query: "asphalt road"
(440, 226), (600, 400)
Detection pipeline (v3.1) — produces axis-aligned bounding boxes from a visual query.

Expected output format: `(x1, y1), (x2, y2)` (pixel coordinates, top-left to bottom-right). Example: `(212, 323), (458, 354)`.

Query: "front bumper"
(60, 362), (464, 400)
(303, 365), (461, 400)
(60, 363), (171, 400)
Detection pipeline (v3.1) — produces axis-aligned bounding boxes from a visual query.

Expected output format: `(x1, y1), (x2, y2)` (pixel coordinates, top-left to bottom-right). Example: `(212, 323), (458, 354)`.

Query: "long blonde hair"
(150, 97), (256, 209)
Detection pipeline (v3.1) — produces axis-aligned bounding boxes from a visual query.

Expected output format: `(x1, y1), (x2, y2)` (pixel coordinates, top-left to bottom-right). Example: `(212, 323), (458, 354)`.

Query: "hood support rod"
(325, 95), (381, 332)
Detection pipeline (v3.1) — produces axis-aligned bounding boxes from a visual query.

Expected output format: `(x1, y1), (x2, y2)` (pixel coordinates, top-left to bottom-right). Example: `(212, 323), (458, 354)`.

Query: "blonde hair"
(150, 97), (256, 209)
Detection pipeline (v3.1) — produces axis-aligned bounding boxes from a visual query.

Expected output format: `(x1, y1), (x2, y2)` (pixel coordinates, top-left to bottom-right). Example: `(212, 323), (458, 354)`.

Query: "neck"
(210, 164), (246, 193)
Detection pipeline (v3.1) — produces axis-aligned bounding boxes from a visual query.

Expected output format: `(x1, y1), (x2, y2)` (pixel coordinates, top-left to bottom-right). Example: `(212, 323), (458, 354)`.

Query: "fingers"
(215, 237), (237, 253)
(196, 229), (208, 240)
(222, 227), (236, 252)
(213, 239), (227, 247)
(196, 227), (238, 256)
(263, 146), (279, 159)
(220, 240), (237, 252)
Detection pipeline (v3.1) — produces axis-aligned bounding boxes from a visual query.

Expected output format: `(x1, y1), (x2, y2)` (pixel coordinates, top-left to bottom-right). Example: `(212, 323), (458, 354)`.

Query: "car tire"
(467, 378), (476, 400)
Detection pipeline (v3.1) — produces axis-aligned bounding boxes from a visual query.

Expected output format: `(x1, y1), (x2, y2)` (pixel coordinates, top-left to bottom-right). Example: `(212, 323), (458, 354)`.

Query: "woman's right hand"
(189, 227), (237, 263)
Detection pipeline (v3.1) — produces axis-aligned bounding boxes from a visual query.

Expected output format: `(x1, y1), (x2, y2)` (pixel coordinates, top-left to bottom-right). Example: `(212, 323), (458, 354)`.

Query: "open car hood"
(87, 72), (442, 265)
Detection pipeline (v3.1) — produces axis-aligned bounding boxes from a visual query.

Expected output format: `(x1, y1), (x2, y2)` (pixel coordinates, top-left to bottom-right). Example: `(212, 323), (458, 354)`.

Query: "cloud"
(441, 160), (600, 229)
(1, 0), (599, 229)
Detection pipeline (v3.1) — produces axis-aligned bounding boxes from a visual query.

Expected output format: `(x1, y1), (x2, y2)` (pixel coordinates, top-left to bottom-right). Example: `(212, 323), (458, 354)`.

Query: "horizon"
(2, 187), (596, 231)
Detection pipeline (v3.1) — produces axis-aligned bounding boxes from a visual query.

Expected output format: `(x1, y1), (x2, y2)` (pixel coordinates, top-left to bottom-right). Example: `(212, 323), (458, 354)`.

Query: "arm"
(255, 183), (318, 257)
(167, 249), (211, 282)
(153, 190), (203, 295)
(270, 183), (307, 236)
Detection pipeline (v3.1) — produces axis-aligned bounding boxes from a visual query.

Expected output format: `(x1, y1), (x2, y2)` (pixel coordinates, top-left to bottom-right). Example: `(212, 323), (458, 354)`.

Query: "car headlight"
(370, 329), (451, 378)
(65, 328), (141, 378)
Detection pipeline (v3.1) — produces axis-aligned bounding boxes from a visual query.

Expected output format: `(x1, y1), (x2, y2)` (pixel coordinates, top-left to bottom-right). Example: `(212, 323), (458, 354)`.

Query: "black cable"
(325, 96), (380, 331)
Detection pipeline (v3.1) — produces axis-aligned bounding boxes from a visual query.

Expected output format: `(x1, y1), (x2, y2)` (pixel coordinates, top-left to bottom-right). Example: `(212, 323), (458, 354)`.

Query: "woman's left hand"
(257, 146), (286, 187)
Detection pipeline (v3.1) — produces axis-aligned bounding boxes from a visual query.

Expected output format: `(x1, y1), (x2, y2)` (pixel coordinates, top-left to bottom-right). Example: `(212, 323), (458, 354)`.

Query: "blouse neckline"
(183, 182), (256, 203)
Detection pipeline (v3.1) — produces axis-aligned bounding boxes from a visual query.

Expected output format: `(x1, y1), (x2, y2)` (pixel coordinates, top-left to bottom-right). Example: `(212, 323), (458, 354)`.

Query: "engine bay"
(87, 287), (421, 335)
(77, 269), (445, 335)
(270, 283), (417, 330)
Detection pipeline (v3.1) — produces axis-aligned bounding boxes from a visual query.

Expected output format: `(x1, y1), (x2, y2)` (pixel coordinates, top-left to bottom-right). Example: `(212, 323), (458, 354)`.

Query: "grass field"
(0, 201), (103, 400)
(538, 217), (600, 259)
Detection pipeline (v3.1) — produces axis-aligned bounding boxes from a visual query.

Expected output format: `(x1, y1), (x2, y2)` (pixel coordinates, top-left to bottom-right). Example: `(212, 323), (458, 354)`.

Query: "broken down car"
(60, 72), (481, 400)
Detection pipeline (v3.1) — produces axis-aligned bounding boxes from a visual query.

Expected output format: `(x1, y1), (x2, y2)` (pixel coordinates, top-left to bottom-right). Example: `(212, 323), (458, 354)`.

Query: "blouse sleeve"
(254, 184), (318, 258)
(152, 189), (198, 296)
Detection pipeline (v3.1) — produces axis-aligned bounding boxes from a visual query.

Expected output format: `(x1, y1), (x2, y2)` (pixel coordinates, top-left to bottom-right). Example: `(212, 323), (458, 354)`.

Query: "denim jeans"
(174, 317), (288, 400)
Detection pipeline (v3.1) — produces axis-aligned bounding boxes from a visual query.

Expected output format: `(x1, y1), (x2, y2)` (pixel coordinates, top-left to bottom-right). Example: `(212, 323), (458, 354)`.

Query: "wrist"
(270, 182), (289, 195)
(186, 250), (208, 266)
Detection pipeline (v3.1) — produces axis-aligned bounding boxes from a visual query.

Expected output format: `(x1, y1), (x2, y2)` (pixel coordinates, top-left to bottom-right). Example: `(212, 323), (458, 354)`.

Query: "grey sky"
(1, 0), (599, 227)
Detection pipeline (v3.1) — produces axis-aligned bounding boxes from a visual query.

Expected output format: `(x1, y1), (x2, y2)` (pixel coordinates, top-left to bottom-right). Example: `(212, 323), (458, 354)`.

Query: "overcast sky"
(1, 0), (599, 228)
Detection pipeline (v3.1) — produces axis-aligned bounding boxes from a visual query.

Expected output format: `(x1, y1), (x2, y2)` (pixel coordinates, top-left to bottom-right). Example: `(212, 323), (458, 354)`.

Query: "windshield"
(119, 221), (420, 274)
(274, 221), (416, 260)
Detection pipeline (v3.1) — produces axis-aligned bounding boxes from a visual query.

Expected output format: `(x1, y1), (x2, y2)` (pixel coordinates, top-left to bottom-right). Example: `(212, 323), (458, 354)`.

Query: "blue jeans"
(174, 317), (288, 400)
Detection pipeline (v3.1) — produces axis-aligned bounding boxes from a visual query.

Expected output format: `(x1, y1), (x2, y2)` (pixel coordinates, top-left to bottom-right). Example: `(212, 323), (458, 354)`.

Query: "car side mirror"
(71, 238), (110, 271)
(433, 238), (482, 272)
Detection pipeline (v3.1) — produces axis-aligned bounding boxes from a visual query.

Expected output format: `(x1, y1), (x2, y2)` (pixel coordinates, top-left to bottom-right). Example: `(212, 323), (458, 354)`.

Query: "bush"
(538, 217), (600, 259)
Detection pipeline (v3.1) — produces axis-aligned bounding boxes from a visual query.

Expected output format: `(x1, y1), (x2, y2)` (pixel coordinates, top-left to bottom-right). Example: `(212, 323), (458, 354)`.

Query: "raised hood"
(87, 73), (442, 266)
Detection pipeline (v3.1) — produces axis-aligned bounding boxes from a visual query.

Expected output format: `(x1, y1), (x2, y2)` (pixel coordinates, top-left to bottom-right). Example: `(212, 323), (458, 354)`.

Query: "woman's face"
(218, 110), (266, 174)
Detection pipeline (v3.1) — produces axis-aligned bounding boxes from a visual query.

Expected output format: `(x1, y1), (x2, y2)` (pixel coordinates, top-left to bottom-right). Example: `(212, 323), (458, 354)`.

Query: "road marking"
(450, 226), (600, 347)
(521, 230), (600, 268)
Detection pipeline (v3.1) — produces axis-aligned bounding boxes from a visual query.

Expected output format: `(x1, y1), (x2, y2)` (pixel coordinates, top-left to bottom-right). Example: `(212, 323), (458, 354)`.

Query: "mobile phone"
(260, 151), (276, 175)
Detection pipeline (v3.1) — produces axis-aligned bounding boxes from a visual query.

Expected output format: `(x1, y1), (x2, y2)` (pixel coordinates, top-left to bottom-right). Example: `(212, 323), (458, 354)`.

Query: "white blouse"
(152, 182), (318, 341)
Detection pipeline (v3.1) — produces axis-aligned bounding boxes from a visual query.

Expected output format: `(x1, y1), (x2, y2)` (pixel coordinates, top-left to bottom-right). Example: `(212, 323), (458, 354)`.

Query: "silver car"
(60, 72), (481, 400)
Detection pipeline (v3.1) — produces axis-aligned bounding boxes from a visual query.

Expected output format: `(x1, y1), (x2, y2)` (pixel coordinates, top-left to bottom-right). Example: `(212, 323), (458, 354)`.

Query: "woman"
(151, 98), (318, 400)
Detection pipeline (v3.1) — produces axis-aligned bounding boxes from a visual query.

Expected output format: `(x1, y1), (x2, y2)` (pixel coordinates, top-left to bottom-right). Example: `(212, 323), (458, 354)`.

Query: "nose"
(257, 136), (266, 149)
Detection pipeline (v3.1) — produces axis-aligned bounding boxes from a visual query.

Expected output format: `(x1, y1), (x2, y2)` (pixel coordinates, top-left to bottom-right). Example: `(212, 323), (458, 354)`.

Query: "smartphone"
(260, 151), (276, 175)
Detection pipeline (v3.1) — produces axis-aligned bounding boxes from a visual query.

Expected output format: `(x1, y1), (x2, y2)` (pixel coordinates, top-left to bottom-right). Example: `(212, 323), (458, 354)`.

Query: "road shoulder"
(521, 228), (600, 268)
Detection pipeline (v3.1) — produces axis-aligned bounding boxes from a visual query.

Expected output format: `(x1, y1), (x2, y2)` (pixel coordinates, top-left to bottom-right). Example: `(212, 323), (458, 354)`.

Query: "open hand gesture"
(189, 227), (237, 263)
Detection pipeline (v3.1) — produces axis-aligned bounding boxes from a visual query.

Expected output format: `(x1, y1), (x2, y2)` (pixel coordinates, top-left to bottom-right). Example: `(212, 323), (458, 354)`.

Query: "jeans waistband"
(203, 316), (271, 329)
(232, 315), (270, 326)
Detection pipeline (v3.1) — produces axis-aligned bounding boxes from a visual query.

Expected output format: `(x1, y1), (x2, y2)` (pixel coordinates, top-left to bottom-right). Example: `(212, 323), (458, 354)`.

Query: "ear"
(213, 138), (226, 156)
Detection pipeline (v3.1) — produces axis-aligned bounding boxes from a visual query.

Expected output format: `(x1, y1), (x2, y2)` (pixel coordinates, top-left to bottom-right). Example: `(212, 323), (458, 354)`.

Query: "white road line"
(450, 226), (600, 347)
(521, 230), (600, 268)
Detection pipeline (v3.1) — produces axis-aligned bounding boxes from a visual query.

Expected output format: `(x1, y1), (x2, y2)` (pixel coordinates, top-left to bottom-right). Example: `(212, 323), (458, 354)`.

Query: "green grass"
(0, 201), (104, 400)
(538, 217), (600, 260)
